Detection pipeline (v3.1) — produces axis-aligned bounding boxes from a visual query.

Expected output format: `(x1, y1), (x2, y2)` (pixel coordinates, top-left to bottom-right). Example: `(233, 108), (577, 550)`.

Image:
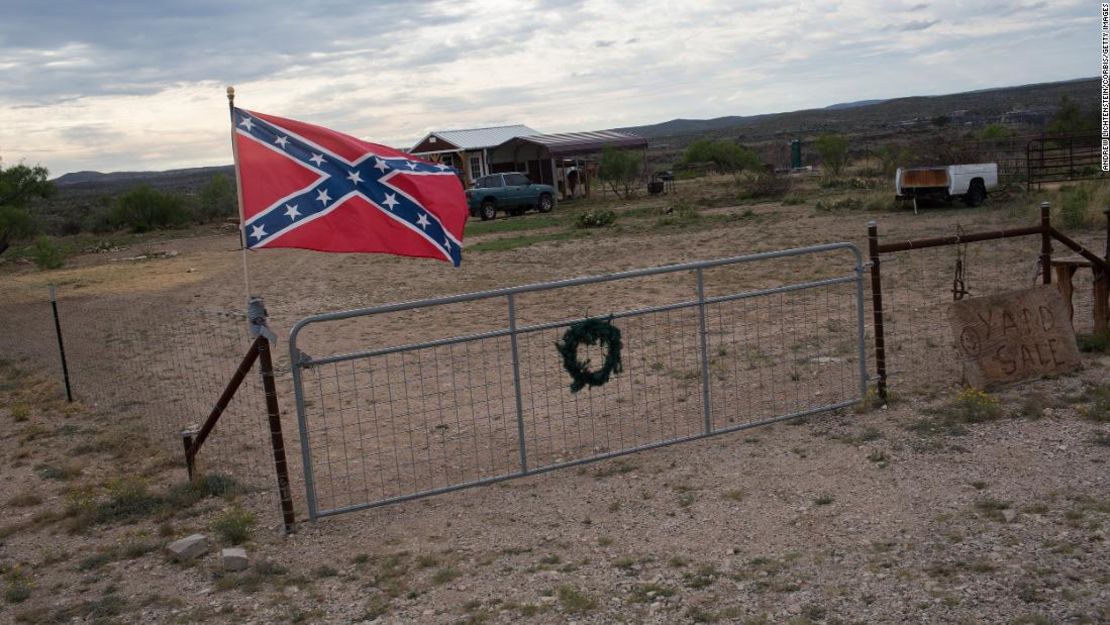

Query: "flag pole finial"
(226, 86), (235, 106)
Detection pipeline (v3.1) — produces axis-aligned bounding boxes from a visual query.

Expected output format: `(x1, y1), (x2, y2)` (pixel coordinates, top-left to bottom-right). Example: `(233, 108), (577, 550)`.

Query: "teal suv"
(466, 172), (556, 220)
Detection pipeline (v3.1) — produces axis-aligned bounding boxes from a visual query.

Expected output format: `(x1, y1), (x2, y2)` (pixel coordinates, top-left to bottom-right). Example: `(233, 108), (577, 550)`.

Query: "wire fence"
(0, 280), (296, 514)
(872, 224), (1106, 397)
(2, 217), (1104, 524)
(289, 244), (867, 519)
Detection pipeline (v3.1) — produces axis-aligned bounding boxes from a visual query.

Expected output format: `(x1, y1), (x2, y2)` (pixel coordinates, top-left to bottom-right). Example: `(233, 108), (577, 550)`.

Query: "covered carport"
(488, 130), (648, 200)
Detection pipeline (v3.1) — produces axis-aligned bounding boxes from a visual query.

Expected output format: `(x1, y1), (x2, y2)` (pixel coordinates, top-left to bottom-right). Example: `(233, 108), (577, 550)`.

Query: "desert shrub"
(31, 235), (64, 269)
(656, 200), (700, 227)
(815, 134), (849, 177)
(95, 478), (163, 524)
(980, 124), (1012, 140)
(1082, 385), (1110, 422)
(576, 208), (616, 228)
(0, 163), (52, 253)
(949, 388), (1003, 424)
(814, 197), (863, 212)
(3, 567), (31, 604)
(108, 185), (192, 232)
(196, 173), (237, 222)
(1058, 185), (1092, 229)
(556, 585), (597, 613)
(599, 148), (641, 199)
(1077, 332), (1110, 353)
(683, 139), (760, 176)
(875, 143), (914, 178)
(0, 205), (36, 242)
(820, 176), (875, 190)
(212, 506), (255, 545)
(1048, 95), (1098, 136)
(863, 193), (898, 212)
(742, 171), (790, 198)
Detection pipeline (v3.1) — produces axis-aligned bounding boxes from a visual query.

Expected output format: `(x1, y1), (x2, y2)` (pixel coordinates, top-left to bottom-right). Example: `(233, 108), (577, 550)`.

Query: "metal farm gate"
(289, 243), (868, 520)
(1027, 135), (1104, 189)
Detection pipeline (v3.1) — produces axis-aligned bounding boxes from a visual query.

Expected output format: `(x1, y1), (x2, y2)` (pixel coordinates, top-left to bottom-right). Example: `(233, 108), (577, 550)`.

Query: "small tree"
(197, 173), (237, 221)
(0, 163), (53, 255)
(815, 134), (849, 177)
(109, 185), (192, 233)
(599, 148), (642, 199)
(875, 143), (912, 178)
(979, 124), (1011, 140)
(1048, 95), (1098, 136)
(682, 139), (759, 176)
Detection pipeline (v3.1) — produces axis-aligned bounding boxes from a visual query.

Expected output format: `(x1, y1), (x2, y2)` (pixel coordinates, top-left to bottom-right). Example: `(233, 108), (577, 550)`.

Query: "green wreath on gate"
(556, 317), (623, 393)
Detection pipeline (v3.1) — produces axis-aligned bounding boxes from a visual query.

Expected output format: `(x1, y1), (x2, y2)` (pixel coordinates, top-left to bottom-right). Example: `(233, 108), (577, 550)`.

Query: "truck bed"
(898, 168), (949, 188)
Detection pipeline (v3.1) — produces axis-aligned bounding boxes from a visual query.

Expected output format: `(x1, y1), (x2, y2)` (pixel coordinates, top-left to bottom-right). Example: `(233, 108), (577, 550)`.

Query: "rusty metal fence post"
(179, 298), (297, 534)
(256, 336), (297, 534)
(1040, 201), (1052, 285)
(48, 285), (73, 402)
(867, 221), (888, 400)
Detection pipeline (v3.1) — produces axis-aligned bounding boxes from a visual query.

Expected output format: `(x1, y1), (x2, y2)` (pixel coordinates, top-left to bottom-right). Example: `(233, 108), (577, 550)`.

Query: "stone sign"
(947, 286), (1081, 388)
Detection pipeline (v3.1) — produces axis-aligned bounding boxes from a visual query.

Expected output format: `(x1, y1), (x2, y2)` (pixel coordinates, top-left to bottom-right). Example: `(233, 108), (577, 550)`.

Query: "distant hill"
(49, 77), (1097, 199)
(52, 165), (235, 190)
(616, 77), (1097, 141)
(824, 99), (886, 110)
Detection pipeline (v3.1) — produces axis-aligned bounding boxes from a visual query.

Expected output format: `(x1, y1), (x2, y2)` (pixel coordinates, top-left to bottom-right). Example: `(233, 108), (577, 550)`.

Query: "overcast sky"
(0, 0), (1096, 176)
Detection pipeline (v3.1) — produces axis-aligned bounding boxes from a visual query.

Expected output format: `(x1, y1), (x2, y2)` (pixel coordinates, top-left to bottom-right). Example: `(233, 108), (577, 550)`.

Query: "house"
(409, 125), (539, 184)
(411, 124), (648, 199)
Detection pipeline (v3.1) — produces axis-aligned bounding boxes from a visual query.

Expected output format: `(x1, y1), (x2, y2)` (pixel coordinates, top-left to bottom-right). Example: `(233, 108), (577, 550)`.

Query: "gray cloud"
(0, 0), (1093, 174)
(896, 19), (940, 31)
(0, 0), (461, 103)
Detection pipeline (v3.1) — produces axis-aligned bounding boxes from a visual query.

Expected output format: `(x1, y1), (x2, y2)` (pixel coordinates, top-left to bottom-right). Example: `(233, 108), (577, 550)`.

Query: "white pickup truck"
(895, 163), (998, 208)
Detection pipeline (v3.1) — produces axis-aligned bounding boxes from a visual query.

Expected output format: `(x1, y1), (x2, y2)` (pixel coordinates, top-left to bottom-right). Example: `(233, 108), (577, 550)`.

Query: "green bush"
(814, 197), (863, 212)
(212, 506), (255, 545)
(656, 201), (700, 227)
(1059, 185), (1092, 229)
(31, 236), (64, 269)
(196, 173), (238, 222)
(949, 388), (1003, 424)
(742, 172), (790, 198)
(979, 124), (1012, 140)
(576, 209), (617, 228)
(1083, 385), (1110, 422)
(0, 205), (36, 240)
(95, 478), (163, 524)
(815, 134), (850, 177)
(3, 567), (31, 604)
(683, 139), (759, 175)
(599, 148), (642, 199)
(109, 185), (192, 232)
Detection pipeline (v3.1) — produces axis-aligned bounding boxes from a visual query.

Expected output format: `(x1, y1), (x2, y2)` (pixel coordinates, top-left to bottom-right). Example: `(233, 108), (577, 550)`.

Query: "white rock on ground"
(165, 534), (209, 561)
(222, 547), (249, 571)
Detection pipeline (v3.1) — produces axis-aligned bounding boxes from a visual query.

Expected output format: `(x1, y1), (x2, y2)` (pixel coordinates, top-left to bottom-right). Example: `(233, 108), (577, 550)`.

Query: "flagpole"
(227, 86), (252, 301)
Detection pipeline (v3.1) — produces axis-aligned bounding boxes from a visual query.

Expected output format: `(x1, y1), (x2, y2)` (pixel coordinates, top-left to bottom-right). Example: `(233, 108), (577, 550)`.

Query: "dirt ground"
(1, 177), (1109, 624)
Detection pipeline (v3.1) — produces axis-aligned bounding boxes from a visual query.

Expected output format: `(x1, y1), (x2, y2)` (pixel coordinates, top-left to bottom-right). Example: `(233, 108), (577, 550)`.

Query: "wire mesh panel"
(875, 228), (1106, 396)
(706, 283), (864, 430)
(0, 283), (292, 506)
(290, 244), (868, 520)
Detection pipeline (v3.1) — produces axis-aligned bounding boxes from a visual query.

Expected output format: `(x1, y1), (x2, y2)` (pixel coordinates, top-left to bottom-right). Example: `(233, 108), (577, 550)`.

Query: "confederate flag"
(231, 108), (467, 265)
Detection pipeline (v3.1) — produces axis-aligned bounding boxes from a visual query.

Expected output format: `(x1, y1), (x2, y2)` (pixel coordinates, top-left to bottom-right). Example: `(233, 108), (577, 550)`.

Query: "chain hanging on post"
(952, 224), (970, 300)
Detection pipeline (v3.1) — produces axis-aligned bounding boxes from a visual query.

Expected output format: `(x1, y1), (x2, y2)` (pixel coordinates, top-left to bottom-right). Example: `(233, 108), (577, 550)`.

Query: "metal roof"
(503, 130), (648, 156)
(413, 124), (540, 152)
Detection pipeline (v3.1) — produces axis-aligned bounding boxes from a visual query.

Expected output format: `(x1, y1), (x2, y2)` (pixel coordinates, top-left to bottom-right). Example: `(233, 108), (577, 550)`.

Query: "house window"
(469, 155), (483, 180)
(440, 153), (455, 168)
